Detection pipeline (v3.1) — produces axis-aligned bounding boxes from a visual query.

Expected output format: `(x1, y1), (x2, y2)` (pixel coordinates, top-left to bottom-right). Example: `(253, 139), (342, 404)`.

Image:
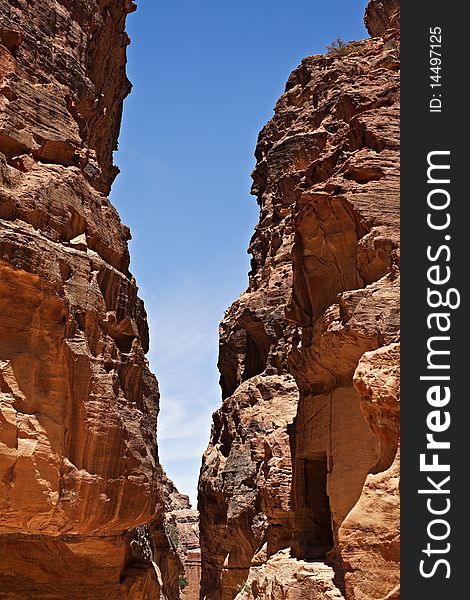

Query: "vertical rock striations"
(199, 2), (400, 599)
(0, 0), (166, 597)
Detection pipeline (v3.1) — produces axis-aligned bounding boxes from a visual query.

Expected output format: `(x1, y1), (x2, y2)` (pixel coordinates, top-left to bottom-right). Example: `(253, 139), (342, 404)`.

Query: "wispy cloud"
(144, 273), (233, 505)
(117, 145), (175, 185)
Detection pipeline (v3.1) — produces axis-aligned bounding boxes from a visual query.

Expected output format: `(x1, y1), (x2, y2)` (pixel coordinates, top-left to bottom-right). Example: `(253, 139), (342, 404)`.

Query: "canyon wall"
(0, 1), (175, 597)
(198, 2), (400, 599)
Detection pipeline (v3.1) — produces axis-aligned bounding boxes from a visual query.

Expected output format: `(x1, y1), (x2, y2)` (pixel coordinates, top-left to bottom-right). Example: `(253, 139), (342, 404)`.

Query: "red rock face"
(0, 1), (164, 597)
(364, 0), (400, 37)
(199, 3), (400, 599)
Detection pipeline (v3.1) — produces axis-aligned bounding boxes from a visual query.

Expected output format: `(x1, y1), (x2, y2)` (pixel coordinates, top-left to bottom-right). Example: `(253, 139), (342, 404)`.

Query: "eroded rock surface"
(233, 549), (344, 600)
(0, 0), (165, 597)
(199, 1), (400, 599)
(199, 376), (298, 599)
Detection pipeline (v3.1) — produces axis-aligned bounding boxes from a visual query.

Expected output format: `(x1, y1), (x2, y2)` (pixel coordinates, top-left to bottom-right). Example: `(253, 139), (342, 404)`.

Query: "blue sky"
(111, 0), (368, 506)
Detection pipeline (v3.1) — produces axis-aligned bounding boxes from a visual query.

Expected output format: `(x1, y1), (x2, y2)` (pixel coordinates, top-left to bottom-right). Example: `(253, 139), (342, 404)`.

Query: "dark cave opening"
(293, 454), (334, 561)
(243, 328), (269, 381)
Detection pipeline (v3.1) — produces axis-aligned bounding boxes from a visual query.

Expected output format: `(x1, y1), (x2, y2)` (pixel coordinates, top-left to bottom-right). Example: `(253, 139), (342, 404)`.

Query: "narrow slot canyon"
(0, 0), (400, 599)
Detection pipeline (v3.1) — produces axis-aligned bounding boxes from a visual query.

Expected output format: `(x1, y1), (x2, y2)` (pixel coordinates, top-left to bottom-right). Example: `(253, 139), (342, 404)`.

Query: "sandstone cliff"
(198, 2), (400, 599)
(0, 1), (168, 597)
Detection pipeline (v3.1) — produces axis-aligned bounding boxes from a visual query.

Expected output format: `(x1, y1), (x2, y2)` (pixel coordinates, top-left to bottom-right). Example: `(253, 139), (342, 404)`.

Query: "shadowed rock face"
(198, 2), (400, 599)
(0, 1), (168, 597)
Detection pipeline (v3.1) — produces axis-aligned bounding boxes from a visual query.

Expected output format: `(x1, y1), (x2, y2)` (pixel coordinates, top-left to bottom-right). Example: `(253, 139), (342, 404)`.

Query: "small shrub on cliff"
(384, 39), (400, 53)
(326, 37), (351, 56)
(164, 522), (179, 548)
(179, 576), (189, 589)
(236, 581), (252, 595)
